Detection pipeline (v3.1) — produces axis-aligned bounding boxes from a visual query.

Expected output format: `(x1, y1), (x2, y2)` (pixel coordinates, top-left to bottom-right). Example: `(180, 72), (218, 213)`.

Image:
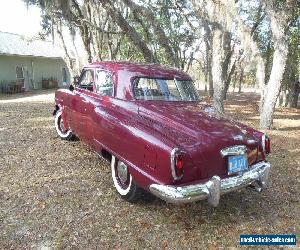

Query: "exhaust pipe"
(248, 182), (263, 193)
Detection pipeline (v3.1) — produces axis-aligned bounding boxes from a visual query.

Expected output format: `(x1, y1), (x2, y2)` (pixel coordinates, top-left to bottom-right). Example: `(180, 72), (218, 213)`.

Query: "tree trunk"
(260, 1), (291, 129)
(223, 60), (236, 100)
(282, 81), (288, 107)
(80, 26), (93, 63)
(257, 57), (266, 109)
(238, 68), (244, 93)
(206, 57), (214, 98)
(222, 0), (266, 106)
(70, 0), (93, 63)
(99, 0), (155, 63)
(56, 22), (74, 74)
(212, 28), (225, 113)
(204, 29), (214, 97)
(122, 0), (178, 67)
(289, 80), (300, 108)
(232, 71), (237, 92)
(260, 43), (289, 128)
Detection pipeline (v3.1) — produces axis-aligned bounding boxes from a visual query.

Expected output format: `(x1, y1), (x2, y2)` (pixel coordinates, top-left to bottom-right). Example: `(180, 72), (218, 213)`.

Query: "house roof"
(0, 31), (65, 59)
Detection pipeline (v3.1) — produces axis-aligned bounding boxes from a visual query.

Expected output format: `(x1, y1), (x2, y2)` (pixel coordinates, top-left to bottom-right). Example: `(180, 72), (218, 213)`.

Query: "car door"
(71, 68), (95, 139)
(90, 70), (148, 171)
(89, 69), (116, 151)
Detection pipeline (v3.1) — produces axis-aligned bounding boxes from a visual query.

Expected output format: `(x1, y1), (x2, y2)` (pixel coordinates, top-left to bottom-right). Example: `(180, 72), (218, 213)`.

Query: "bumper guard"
(149, 161), (271, 207)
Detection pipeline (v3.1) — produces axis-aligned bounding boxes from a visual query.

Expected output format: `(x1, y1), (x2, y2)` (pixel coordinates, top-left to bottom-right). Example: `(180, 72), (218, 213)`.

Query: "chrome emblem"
(233, 135), (244, 141)
(220, 145), (247, 157)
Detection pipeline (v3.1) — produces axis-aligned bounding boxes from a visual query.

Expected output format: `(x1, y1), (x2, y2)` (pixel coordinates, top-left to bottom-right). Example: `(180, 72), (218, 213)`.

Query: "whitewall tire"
(111, 156), (151, 202)
(55, 110), (74, 140)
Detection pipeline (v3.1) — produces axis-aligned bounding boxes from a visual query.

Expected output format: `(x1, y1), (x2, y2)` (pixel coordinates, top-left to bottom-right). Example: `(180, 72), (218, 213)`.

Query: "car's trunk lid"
(137, 101), (259, 181)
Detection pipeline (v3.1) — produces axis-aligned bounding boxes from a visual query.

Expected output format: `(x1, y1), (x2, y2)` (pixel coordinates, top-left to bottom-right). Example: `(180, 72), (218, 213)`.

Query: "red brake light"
(265, 136), (270, 154)
(171, 148), (184, 180)
(262, 134), (270, 155)
(175, 154), (184, 176)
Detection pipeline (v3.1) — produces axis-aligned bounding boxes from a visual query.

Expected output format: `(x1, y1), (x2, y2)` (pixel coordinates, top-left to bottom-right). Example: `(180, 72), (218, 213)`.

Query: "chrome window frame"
(262, 134), (268, 155)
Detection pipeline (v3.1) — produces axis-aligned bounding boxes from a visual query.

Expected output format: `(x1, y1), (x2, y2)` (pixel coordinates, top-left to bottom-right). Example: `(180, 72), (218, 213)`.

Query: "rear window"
(132, 78), (200, 101)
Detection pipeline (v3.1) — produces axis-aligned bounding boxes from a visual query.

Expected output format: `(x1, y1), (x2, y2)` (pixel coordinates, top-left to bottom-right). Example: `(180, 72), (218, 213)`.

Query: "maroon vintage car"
(53, 61), (271, 206)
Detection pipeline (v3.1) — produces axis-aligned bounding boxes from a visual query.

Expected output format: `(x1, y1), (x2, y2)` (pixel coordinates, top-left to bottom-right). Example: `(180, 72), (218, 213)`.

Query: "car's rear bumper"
(149, 161), (271, 207)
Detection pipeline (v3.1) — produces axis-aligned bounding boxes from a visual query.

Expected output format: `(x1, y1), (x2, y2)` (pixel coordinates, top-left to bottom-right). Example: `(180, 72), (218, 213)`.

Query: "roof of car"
(85, 61), (191, 79)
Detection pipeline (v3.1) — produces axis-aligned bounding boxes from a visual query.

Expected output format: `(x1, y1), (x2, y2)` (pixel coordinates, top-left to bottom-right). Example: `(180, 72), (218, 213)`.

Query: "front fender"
(53, 105), (60, 116)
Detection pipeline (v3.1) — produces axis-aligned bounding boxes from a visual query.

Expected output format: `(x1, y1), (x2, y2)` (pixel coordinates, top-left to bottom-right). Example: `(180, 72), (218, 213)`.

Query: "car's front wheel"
(111, 156), (149, 202)
(54, 110), (74, 140)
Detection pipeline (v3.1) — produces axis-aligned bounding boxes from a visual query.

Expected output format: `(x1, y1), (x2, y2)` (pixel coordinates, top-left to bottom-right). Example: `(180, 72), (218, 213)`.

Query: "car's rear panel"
(136, 101), (264, 184)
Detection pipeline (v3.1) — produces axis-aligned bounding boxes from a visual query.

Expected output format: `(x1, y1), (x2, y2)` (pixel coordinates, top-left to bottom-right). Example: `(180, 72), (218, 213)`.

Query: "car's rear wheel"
(111, 156), (150, 202)
(55, 110), (74, 140)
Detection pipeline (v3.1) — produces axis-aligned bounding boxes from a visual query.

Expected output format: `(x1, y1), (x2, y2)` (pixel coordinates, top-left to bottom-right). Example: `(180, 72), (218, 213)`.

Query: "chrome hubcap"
(59, 117), (66, 132)
(117, 161), (128, 184)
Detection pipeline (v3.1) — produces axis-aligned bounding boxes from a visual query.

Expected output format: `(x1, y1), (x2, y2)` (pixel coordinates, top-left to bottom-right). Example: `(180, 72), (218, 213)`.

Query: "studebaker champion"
(53, 61), (271, 207)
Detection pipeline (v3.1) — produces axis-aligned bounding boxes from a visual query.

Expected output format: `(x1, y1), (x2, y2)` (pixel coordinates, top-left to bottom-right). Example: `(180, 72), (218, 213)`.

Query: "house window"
(16, 66), (25, 87)
(16, 67), (24, 79)
(62, 67), (67, 83)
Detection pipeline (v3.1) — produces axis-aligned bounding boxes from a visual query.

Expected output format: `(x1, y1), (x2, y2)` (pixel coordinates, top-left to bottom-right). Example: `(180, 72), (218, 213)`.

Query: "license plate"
(228, 155), (248, 175)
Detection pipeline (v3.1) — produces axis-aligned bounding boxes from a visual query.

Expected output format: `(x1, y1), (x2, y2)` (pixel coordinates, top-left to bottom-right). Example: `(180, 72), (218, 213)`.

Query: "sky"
(0, 0), (42, 36)
(0, 0), (86, 64)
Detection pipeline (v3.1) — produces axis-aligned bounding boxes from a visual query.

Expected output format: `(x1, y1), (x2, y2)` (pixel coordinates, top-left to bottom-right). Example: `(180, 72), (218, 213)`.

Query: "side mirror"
(69, 75), (79, 91)
(69, 85), (75, 91)
(73, 75), (80, 85)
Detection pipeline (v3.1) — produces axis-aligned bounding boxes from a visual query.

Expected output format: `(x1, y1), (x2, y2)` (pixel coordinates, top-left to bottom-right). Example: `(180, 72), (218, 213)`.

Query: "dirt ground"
(0, 90), (299, 249)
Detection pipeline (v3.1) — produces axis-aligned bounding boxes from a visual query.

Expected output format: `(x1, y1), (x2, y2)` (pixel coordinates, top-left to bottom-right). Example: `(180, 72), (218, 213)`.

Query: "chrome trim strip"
(149, 161), (271, 207)
(170, 148), (183, 180)
(246, 139), (257, 145)
(220, 145), (247, 157)
(262, 134), (266, 155)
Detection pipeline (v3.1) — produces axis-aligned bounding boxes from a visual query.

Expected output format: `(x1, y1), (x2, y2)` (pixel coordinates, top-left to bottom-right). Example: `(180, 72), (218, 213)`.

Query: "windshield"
(132, 78), (200, 101)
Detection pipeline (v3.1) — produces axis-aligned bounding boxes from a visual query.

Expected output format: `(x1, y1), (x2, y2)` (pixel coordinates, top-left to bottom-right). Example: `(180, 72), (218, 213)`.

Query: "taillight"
(171, 148), (184, 180)
(175, 154), (184, 177)
(262, 134), (270, 155)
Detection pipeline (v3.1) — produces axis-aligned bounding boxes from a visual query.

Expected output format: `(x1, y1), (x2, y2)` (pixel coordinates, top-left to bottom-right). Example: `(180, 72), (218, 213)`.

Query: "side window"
(79, 69), (94, 91)
(133, 78), (164, 100)
(95, 70), (114, 96)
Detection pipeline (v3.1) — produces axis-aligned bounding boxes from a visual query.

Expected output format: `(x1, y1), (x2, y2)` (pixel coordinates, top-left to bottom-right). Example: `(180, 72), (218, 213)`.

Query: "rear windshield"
(132, 78), (200, 101)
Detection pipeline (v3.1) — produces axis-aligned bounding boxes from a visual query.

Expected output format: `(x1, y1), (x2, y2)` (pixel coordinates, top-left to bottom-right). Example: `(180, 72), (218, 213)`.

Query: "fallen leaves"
(0, 90), (299, 249)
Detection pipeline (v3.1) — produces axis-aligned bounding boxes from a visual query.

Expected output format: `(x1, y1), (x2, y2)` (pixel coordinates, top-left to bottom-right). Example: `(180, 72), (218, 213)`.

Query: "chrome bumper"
(149, 161), (271, 207)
